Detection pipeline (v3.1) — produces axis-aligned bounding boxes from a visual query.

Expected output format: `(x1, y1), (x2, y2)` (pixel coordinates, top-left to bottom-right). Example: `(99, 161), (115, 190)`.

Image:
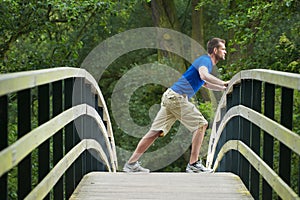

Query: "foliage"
(0, 0), (138, 72)
(1, 0), (299, 198)
(214, 0), (300, 79)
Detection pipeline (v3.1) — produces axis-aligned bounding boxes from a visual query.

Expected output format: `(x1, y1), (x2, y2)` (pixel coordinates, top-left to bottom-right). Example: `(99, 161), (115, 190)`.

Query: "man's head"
(207, 38), (226, 62)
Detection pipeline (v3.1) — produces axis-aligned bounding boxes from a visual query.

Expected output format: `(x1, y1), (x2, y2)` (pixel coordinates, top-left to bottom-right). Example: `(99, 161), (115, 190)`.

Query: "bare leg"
(189, 124), (208, 164)
(127, 130), (162, 163)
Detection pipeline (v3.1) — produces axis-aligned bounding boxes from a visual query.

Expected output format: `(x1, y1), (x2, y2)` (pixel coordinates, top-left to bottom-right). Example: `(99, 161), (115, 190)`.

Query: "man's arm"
(203, 82), (226, 91)
(198, 66), (229, 87)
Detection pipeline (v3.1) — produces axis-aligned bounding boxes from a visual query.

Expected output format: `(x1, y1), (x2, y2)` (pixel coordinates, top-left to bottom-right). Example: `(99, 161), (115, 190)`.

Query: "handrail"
(228, 69), (300, 91)
(0, 67), (117, 168)
(240, 69), (300, 90)
(25, 139), (109, 200)
(208, 69), (300, 166)
(0, 67), (90, 96)
(213, 140), (299, 200)
(0, 67), (115, 137)
(0, 67), (118, 199)
(206, 105), (300, 167)
(207, 69), (300, 199)
(0, 104), (112, 177)
(210, 69), (300, 124)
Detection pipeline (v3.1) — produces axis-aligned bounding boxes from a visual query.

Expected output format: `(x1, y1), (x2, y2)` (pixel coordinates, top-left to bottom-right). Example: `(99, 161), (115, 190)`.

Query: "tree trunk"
(151, 0), (186, 73)
(191, 0), (211, 102)
(191, 0), (204, 57)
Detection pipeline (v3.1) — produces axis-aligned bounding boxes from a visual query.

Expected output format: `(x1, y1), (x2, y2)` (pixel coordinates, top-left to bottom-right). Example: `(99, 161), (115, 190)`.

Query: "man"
(123, 38), (229, 173)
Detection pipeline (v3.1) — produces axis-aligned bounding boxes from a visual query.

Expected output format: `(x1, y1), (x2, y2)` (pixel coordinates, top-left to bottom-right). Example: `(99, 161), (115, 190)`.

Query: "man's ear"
(213, 47), (218, 54)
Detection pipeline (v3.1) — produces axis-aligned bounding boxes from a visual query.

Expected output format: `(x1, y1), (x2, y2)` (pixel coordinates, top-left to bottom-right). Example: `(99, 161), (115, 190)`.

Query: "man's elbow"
(200, 73), (207, 81)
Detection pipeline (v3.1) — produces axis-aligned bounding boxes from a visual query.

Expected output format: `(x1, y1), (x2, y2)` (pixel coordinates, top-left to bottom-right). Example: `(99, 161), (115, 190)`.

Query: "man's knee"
(143, 130), (162, 139)
(200, 122), (208, 129)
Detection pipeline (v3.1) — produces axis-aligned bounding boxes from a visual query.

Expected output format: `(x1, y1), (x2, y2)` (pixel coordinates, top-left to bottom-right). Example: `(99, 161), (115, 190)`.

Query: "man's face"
(214, 42), (226, 61)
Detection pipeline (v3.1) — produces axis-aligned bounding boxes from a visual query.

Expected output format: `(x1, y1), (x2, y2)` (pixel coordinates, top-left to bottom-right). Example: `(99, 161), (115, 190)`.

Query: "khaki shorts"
(150, 88), (208, 136)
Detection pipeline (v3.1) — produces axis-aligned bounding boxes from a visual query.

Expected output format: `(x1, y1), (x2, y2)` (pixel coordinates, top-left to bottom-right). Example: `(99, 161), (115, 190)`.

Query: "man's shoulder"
(192, 55), (212, 68)
(194, 54), (209, 60)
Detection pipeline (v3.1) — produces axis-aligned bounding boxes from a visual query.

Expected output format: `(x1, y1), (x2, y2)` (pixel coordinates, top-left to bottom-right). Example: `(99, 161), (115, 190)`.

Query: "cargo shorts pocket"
(161, 93), (184, 109)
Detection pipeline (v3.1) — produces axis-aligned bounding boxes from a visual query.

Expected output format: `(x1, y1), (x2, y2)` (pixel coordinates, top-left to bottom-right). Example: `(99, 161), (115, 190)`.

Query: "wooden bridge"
(0, 67), (299, 199)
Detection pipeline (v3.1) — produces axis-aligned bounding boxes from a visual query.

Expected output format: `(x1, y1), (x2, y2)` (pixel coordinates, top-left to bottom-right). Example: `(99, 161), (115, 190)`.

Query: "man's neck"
(208, 53), (218, 65)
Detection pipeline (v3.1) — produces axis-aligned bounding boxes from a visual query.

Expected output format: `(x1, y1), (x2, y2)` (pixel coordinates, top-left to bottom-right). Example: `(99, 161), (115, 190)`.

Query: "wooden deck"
(70, 172), (253, 200)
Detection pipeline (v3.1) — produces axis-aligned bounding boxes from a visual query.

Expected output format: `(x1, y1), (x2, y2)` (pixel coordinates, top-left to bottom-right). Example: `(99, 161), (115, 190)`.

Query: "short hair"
(207, 38), (226, 54)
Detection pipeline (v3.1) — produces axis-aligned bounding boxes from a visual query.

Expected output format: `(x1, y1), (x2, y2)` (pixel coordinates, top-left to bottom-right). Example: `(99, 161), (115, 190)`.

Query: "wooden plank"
(70, 172), (253, 200)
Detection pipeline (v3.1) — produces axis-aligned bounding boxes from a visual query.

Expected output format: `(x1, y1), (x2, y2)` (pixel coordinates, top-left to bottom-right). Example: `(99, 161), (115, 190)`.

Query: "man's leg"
(127, 130), (162, 164)
(186, 123), (213, 173)
(124, 89), (175, 172)
(189, 123), (208, 164)
(123, 130), (161, 172)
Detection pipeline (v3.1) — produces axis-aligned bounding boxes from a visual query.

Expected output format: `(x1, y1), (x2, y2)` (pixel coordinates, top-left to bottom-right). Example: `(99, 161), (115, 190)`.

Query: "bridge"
(0, 67), (299, 199)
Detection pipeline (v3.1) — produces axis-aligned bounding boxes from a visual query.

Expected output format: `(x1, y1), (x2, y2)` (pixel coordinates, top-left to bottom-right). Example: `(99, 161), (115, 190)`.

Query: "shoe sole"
(123, 170), (150, 173)
(123, 168), (150, 173)
(186, 169), (213, 173)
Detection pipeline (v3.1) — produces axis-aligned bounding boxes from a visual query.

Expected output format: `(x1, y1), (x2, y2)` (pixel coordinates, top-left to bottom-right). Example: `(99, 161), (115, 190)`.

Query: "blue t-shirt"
(170, 55), (213, 99)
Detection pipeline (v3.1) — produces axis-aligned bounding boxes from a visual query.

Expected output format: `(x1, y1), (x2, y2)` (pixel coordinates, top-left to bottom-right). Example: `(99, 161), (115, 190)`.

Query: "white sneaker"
(123, 161), (150, 173)
(186, 160), (213, 173)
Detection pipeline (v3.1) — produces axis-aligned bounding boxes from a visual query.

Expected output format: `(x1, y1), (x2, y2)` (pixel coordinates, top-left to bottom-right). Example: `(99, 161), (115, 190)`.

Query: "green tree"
(214, 0), (300, 78)
(0, 0), (138, 72)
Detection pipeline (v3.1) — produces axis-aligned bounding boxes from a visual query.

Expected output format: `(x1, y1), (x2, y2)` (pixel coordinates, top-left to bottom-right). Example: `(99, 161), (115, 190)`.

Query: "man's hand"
(223, 81), (230, 87)
(204, 82), (227, 91)
(199, 66), (230, 87)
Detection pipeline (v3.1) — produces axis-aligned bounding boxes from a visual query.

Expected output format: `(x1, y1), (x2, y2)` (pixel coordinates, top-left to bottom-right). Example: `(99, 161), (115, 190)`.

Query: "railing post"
(279, 87), (293, 200)
(250, 80), (261, 199)
(64, 78), (75, 199)
(225, 93), (233, 172)
(100, 106), (110, 165)
(217, 106), (227, 172)
(17, 89), (32, 200)
(95, 95), (106, 171)
(73, 78), (84, 187)
(232, 84), (241, 175)
(38, 84), (50, 200)
(84, 84), (93, 173)
(87, 85), (96, 172)
(213, 103), (227, 171)
(92, 110), (100, 171)
(240, 79), (251, 189)
(0, 95), (8, 200)
(52, 80), (64, 200)
(263, 82), (275, 200)
(73, 124), (82, 186)
(80, 79), (87, 177)
(93, 94), (100, 171)
(97, 100), (104, 124)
